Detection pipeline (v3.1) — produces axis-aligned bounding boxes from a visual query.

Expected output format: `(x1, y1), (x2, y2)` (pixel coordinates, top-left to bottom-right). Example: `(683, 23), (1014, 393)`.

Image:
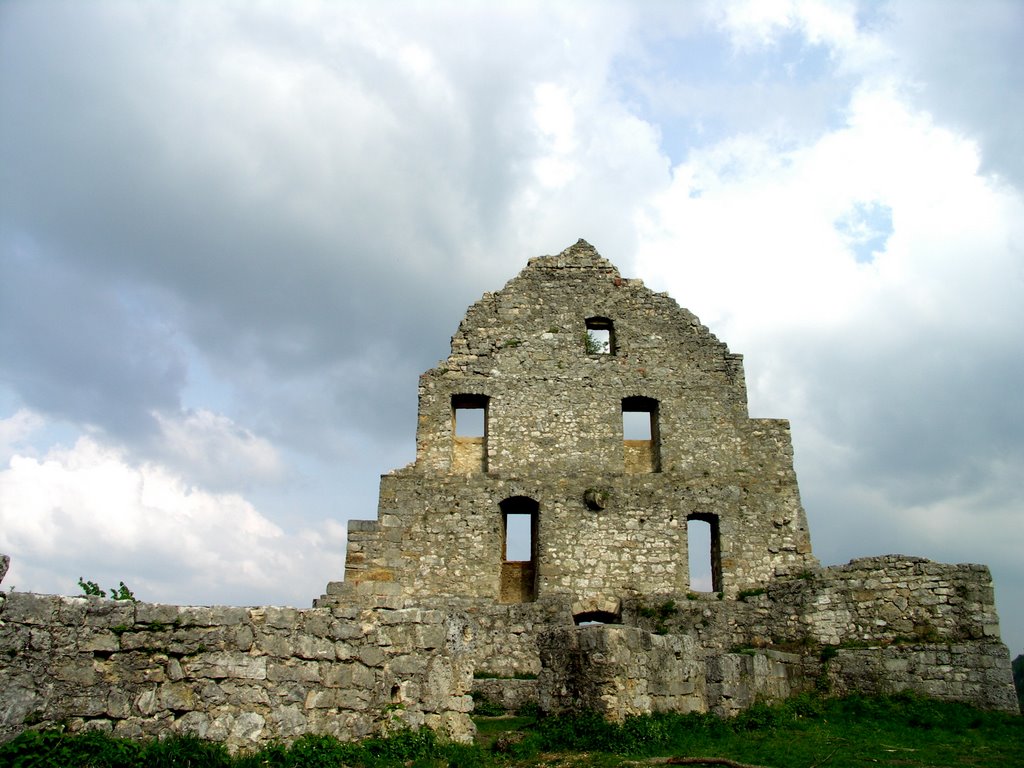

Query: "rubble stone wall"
(0, 591), (475, 752)
(538, 625), (707, 720)
(2, 243), (1017, 752)
(552, 556), (1018, 718)
(327, 242), (816, 608)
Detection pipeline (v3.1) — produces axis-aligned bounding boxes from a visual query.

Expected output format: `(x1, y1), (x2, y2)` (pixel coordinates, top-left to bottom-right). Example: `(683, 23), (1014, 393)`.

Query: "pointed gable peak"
(525, 239), (620, 276)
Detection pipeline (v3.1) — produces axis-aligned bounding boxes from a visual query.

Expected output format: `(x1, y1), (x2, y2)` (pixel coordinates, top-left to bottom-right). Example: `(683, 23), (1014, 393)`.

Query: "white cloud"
(0, 435), (344, 605)
(636, 83), (1020, 337)
(0, 409), (44, 464)
(1, 0), (1021, 654)
(711, 0), (861, 52)
(631, 29), (1024, 648)
(153, 408), (285, 490)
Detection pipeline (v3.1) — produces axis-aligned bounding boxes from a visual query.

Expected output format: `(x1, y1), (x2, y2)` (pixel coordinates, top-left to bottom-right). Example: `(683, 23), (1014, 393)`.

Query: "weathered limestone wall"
(706, 650), (807, 717)
(3, 243), (1016, 751)
(330, 241), (816, 609)
(538, 625), (707, 720)
(315, 593), (572, 681)
(746, 557), (1009, 653)
(822, 643), (1016, 705)
(550, 556), (1018, 718)
(0, 590), (475, 752)
(333, 428), (810, 606)
(470, 677), (538, 714)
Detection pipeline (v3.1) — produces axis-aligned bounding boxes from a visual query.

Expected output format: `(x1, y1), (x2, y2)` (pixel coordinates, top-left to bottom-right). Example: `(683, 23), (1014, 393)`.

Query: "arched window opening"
(499, 496), (538, 603)
(622, 396), (661, 473)
(452, 394), (488, 472)
(584, 317), (615, 355)
(573, 610), (621, 626)
(687, 513), (722, 593)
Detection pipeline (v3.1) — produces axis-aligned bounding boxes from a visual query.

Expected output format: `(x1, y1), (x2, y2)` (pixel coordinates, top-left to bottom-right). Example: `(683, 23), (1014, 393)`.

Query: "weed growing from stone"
(77, 577), (137, 601)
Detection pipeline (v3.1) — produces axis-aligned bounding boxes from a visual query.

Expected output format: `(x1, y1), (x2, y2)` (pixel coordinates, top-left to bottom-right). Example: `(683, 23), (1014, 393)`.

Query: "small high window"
(573, 610), (621, 626)
(622, 396), (660, 473)
(687, 513), (722, 593)
(452, 394), (488, 472)
(584, 317), (615, 355)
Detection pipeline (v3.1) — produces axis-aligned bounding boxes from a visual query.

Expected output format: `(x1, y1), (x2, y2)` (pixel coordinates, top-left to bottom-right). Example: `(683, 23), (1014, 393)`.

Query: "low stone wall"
(0, 592), (475, 752)
(470, 678), (538, 714)
(544, 557), (1018, 719)
(790, 556), (1004, 646)
(317, 592), (572, 680)
(538, 625), (706, 720)
(707, 650), (808, 717)
(822, 642), (1017, 709)
(2, 554), (1016, 750)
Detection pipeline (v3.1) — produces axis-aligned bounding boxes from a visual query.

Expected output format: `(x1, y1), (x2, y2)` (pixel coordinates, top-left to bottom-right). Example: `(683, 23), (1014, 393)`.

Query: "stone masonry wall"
(553, 556), (1018, 718)
(2, 242), (1016, 751)
(0, 590), (475, 752)
(326, 240), (816, 613)
(538, 625), (707, 720)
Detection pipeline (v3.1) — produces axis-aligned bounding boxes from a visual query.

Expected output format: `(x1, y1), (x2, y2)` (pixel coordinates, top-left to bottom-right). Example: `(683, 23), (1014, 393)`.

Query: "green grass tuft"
(3, 693), (1021, 767)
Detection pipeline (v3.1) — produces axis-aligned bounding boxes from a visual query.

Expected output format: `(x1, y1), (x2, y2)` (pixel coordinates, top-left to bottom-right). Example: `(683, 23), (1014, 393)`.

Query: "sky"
(1, 1), (1021, 656)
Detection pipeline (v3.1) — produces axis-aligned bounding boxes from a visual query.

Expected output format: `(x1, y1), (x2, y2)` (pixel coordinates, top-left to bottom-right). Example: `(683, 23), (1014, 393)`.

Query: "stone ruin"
(0, 241), (1017, 751)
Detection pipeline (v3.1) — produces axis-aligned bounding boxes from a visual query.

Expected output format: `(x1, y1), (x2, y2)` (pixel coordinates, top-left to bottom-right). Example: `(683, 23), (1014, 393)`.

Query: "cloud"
(0, 435), (344, 606)
(0, 0), (1021, 654)
(152, 409), (285, 491)
(0, 410), (45, 464)
(878, 0), (1024, 187)
(0, 246), (186, 439)
(634, 18), (1024, 651)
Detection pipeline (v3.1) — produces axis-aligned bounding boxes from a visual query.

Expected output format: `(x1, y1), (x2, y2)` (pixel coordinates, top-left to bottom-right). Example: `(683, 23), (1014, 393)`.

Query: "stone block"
(267, 659), (321, 683)
(183, 652), (267, 680)
(304, 688), (371, 710)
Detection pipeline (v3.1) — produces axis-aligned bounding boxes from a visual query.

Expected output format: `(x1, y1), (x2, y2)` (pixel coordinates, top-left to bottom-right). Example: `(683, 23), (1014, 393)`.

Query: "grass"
(1, 693), (1020, 767)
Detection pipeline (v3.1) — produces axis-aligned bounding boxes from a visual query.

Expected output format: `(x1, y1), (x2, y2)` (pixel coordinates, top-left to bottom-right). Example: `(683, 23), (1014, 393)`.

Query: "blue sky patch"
(834, 200), (894, 264)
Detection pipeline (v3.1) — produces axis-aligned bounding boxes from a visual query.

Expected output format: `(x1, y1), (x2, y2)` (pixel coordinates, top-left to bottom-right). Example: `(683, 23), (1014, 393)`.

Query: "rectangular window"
(622, 396), (660, 473)
(452, 394), (488, 472)
(585, 317), (615, 355)
(622, 410), (652, 440)
(504, 513), (533, 561)
(500, 497), (539, 603)
(687, 514), (722, 593)
(454, 405), (485, 437)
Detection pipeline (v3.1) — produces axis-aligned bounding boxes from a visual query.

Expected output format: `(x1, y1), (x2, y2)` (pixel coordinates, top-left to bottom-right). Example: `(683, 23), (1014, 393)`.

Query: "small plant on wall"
(78, 577), (137, 602)
(583, 330), (609, 354)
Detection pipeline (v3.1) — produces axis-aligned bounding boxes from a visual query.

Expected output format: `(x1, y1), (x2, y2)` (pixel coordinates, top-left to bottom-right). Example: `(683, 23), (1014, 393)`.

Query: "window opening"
(622, 396), (660, 473)
(454, 405), (485, 437)
(499, 496), (539, 603)
(452, 394), (488, 472)
(622, 410), (652, 440)
(573, 610), (621, 626)
(584, 317), (615, 355)
(687, 513), (722, 592)
(504, 513), (532, 561)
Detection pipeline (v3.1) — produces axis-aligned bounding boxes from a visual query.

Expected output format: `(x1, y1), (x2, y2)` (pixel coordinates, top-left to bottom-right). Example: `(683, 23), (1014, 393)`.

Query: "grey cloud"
(884, 0), (1024, 187)
(791, 326), (1024, 507)
(1, 1), (663, 466)
(0, 248), (185, 438)
(0, 2), (544, 369)
(0, 2), (539, 451)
